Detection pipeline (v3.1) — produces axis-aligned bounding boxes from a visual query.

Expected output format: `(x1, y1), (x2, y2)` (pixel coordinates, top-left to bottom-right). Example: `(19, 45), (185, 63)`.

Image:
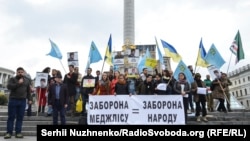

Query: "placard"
(83, 79), (95, 87)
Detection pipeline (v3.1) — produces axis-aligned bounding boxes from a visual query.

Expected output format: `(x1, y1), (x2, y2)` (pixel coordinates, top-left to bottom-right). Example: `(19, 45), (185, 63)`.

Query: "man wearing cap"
(47, 72), (69, 125)
(211, 70), (227, 113)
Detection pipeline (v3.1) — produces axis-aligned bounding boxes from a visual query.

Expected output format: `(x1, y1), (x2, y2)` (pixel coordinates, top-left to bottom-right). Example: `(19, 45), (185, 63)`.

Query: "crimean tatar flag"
(173, 60), (194, 84)
(89, 41), (103, 64)
(204, 44), (225, 69)
(47, 39), (63, 59)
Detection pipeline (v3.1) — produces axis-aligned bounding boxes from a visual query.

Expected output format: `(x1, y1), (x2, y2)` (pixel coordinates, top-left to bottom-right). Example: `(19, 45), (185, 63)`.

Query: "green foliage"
(0, 92), (8, 105)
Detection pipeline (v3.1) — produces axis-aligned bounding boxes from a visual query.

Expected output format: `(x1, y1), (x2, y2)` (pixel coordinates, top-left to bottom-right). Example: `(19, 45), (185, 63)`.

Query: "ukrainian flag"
(104, 34), (112, 66)
(161, 39), (182, 63)
(196, 38), (209, 68)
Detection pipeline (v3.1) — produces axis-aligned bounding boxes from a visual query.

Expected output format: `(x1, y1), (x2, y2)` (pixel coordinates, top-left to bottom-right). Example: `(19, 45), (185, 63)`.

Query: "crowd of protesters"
(4, 65), (232, 139)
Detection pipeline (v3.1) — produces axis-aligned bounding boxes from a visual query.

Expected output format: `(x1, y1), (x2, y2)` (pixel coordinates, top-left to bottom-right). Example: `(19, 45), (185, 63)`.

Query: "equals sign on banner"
(132, 109), (139, 114)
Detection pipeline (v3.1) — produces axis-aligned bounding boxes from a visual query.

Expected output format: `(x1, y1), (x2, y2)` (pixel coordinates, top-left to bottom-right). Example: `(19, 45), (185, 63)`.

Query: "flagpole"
(101, 48), (107, 74)
(101, 60), (105, 74)
(226, 52), (233, 74)
(59, 60), (67, 74)
(194, 53), (199, 74)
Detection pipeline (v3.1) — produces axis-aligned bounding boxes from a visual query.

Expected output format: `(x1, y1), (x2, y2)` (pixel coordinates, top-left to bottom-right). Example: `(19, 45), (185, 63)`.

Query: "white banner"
(88, 95), (185, 125)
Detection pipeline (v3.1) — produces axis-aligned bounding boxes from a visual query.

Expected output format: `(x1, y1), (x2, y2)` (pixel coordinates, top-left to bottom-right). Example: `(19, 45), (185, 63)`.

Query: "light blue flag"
(47, 39), (62, 59)
(173, 60), (194, 84)
(89, 41), (103, 64)
(204, 43), (226, 69)
(137, 48), (151, 73)
(155, 36), (164, 65)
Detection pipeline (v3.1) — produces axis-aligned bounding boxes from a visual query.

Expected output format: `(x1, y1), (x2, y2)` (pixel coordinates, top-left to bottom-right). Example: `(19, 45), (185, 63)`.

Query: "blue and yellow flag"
(89, 41), (103, 64)
(205, 44), (225, 69)
(47, 39), (62, 59)
(104, 34), (112, 66)
(161, 39), (182, 63)
(173, 60), (194, 84)
(196, 38), (209, 68)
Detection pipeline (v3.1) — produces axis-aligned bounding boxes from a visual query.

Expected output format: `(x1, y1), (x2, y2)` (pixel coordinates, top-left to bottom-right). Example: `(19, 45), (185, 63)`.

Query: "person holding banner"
(154, 73), (168, 95)
(80, 68), (95, 115)
(114, 74), (129, 95)
(137, 74), (154, 95)
(92, 72), (111, 95)
(161, 69), (176, 94)
(221, 73), (232, 112)
(211, 70), (227, 113)
(173, 72), (191, 124)
(110, 70), (120, 95)
(37, 67), (51, 114)
(191, 73), (208, 122)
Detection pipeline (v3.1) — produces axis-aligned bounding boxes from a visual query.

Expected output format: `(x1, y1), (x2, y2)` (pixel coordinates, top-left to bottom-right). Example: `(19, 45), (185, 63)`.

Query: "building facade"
(0, 67), (15, 88)
(228, 64), (250, 109)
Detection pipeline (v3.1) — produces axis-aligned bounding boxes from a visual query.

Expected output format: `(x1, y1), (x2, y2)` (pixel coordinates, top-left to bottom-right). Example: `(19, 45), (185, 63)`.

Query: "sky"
(1, 0), (249, 79)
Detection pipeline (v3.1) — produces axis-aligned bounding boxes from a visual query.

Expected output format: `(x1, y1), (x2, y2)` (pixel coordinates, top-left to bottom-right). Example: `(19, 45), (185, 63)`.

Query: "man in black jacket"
(63, 65), (77, 116)
(4, 67), (32, 139)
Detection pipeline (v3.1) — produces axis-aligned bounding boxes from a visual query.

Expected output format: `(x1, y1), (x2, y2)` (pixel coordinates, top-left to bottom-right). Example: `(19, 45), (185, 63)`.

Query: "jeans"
(7, 98), (26, 135)
(52, 100), (66, 125)
(47, 106), (53, 114)
(183, 97), (188, 124)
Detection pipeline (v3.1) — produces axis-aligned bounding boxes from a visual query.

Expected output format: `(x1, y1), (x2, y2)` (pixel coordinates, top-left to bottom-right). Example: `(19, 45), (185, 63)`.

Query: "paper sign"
(83, 79), (95, 87)
(156, 83), (167, 91)
(197, 87), (207, 95)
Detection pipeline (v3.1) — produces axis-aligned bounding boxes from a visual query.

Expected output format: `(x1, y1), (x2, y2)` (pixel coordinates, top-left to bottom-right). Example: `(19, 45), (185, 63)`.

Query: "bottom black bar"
(37, 125), (250, 140)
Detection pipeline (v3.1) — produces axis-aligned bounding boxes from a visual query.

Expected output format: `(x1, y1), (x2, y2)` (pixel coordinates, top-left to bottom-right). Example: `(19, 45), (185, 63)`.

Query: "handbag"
(75, 95), (83, 113)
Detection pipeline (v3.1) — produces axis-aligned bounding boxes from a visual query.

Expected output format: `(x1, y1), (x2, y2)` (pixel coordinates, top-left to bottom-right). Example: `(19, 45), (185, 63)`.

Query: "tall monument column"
(123, 0), (135, 45)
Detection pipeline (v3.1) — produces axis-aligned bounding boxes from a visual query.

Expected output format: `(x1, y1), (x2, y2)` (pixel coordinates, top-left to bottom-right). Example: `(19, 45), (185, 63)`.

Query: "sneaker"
(4, 133), (11, 139)
(15, 133), (23, 138)
(196, 116), (201, 122)
(187, 110), (192, 114)
(202, 117), (208, 122)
